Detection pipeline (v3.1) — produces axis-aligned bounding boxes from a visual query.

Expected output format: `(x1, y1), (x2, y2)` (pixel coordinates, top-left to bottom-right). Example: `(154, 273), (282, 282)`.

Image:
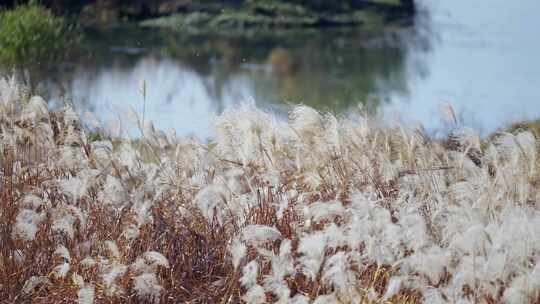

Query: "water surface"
(9, 0), (540, 138)
(385, 0), (540, 136)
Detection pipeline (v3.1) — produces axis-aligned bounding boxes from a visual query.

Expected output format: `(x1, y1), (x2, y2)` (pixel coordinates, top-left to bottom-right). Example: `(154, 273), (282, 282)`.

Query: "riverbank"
(1, 78), (539, 303)
(139, 1), (414, 33)
(1, 0), (415, 30)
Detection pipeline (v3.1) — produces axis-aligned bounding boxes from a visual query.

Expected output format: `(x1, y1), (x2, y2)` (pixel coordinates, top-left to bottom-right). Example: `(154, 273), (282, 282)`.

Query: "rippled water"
(7, 0), (540, 138)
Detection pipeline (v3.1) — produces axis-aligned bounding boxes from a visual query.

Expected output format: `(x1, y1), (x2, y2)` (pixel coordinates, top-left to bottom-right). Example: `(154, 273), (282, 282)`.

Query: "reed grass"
(1, 76), (539, 303)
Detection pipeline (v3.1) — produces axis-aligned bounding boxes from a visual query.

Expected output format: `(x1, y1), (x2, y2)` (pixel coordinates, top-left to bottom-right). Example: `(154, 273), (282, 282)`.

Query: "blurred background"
(1, 0), (539, 138)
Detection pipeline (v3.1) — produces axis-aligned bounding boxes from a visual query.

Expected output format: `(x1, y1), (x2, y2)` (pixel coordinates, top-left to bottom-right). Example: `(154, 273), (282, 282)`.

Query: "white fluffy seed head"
(229, 238), (247, 269)
(51, 207), (77, 239)
(290, 294), (310, 304)
(313, 294), (338, 304)
(242, 284), (266, 304)
(21, 194), (43, 210)
(133, 273), (163, 303)
(72, 273), (85, 287)
(77, 284), (95, 304)
(22, 276), (50, 295)
(81, 257), (97, 268)
(98, 175), (127, 206)
(53, 262), (71, 279)
(382, 276), (404, 300)
(121, 224), (140, 241)
(21, 96), (49, 122)
(58, 177), (89, 202)
(142, 251), (170, 269)
(241, 224), (282, 247)
(54, 245), (71, 262)
(12, 209), (44, 241)
(305, 201), (344, 222)
(321, 252), (354, 295)
(104, 241), (121, 260)
(101, 264), (127, 296)
(194, 184), (228, 224)
(440, 102), (457, 125)
(298, 233), (327, 281)
(240, 261), (259, 288)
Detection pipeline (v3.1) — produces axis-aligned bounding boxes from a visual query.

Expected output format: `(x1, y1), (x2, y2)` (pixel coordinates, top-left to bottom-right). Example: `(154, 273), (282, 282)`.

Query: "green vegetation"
(151, 26), (409, 112)
(0, 0), (415, 96)
(3, 1), (415, 24)
(0, 4), (78, 91)
(141, 0), (413, 33)
(47, 24), (412, 114)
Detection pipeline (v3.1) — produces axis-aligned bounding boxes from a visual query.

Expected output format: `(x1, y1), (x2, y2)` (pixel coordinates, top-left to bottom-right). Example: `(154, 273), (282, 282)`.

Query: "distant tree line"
(1, 0), (414, 19)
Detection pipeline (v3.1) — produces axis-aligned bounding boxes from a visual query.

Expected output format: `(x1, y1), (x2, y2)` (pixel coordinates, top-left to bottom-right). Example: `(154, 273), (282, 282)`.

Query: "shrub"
(0, 4), (75, 89)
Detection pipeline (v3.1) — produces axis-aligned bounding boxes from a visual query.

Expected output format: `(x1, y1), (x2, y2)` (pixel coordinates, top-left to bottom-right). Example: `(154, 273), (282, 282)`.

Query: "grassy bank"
(1, 77), (540, 303)
(1, 1), (415, 28)
(140, 1), (413, 33)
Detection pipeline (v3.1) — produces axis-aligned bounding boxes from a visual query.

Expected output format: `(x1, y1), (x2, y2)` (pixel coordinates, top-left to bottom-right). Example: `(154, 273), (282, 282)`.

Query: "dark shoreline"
(1, 1), (416, 30)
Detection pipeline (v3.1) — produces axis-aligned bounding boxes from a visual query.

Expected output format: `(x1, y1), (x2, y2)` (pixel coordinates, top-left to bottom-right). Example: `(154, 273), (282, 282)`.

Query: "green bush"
(0, 4), (74, 85)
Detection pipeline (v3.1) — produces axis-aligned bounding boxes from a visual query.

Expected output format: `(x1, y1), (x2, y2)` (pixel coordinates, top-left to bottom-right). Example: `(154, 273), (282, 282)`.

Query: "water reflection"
(69, 56), (255, 138)
(45, 25), (425, 138)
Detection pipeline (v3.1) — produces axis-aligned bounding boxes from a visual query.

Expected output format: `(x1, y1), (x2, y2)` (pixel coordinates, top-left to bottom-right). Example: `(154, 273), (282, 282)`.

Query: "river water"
(385, 0), (540, 136)
(23, 0), (540, 138)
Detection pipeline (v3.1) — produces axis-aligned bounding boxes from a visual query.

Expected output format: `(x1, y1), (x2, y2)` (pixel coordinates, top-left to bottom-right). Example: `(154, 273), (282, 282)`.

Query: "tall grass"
(1, 76), (539, 303)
